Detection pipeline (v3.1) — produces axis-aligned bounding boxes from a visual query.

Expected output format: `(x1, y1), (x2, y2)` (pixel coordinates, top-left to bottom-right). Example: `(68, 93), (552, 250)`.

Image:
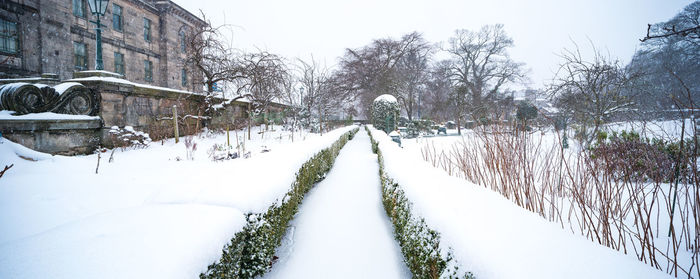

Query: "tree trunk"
(457, 116), (462, 135)
(247, 103), (251, 140)
(319, 106), (323, 136)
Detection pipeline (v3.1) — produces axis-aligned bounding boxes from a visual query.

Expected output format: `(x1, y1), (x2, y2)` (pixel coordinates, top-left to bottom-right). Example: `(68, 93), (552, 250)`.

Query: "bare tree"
(424, 60), (454, 122)
(182, 13), (250, 119)
(632, 1), (700, 114)
(395, 36), (432, 121)
(446, 24), (526, 134)
(235, 51), (288, 135)
(335, 32), (428, 119)
(548, 43), (642, 146)
(183, 14), (244, 96)
(297, 56), (331, 133)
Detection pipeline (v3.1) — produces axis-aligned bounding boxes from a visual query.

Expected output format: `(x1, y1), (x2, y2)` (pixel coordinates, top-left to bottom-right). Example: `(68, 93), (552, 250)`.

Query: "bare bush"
(184, 136), (197, 160)
(420, 123), (699, 278)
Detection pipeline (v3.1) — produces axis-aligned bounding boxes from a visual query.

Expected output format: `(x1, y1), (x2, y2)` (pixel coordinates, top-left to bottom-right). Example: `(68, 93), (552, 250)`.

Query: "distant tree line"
(185, 1), (698, 139)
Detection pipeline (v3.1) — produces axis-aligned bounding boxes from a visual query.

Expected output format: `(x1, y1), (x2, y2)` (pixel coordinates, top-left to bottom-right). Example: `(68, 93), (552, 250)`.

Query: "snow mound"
(0, 137), (54, 162)
(373, 94), (397, 104)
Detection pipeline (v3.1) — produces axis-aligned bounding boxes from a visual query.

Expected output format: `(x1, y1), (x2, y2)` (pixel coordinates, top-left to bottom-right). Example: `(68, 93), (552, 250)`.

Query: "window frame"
(73, 41), (88, 71)
(72, 0), (86, 18)
(0, 18), (19, 55)
(179, 29), (186, 52)
(144, 60), (153, 82)
(143, 18), (151, 42)
(114, 52), (125, 75)
(181, 68), (187, 87)
(112, 4), (123, 32)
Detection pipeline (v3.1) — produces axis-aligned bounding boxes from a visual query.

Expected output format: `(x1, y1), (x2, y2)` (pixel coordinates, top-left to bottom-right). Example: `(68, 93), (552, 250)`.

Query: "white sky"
(175, 0), (693, 89)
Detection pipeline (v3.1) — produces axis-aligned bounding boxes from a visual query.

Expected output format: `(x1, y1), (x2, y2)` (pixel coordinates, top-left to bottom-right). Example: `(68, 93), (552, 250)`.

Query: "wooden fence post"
(173, 105), (179, 143)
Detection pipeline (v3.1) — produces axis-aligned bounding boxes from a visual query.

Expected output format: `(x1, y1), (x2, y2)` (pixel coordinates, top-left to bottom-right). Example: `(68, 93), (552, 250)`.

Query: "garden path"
(263, 131), (410, 278)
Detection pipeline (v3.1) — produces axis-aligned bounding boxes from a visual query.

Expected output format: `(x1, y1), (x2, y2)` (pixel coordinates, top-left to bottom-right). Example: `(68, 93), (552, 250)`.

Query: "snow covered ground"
(369, 126), (673, 279)
(264, 131), (410, 278)
(399, 119), (698, 277)
(0, 125), (354, 279)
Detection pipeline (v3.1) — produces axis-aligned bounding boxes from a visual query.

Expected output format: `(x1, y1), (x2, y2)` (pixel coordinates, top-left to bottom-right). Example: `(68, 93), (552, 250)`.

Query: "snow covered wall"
(368, 126), (672, 279)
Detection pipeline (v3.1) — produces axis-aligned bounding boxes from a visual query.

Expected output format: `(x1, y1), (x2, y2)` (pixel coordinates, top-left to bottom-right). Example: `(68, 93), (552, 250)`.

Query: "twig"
(0, 164), (14, 179)
(95, 151), (101, 174)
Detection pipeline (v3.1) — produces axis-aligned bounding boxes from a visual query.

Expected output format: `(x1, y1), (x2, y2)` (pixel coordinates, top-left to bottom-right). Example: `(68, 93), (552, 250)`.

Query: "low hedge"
(200, 128), (358, 279)
(366, 126), (474, 279)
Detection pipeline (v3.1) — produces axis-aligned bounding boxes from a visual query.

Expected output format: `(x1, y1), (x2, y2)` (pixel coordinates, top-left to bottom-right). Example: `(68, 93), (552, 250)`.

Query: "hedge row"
(200, 128), (359, 279)
(366, 127), (474, 279)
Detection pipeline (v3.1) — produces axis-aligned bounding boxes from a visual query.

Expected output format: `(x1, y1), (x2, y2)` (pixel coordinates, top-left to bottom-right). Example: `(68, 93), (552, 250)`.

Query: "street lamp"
(87, 0), (109, 70)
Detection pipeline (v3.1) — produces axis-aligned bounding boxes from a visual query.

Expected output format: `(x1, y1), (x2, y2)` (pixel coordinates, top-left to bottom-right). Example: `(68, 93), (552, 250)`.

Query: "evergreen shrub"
(366, 126), (474, 279)
(200, 128), (358, 279)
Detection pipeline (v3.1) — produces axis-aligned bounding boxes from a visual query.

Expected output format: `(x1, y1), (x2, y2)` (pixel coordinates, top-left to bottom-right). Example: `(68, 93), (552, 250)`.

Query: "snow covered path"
(264, 130), (411, 279)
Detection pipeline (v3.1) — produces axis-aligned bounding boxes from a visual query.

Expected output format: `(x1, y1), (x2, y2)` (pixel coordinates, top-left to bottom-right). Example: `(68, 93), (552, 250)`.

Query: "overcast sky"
(175, 0), (693, 89)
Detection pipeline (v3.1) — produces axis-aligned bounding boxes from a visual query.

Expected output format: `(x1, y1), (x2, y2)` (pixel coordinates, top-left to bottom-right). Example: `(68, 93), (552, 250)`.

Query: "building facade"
(0, 0), (206, 92)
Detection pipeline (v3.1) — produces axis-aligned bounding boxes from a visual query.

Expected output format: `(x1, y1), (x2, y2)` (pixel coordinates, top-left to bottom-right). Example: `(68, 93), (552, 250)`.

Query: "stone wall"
(0, 117), (102, 155)
(0, 72), (290, 155)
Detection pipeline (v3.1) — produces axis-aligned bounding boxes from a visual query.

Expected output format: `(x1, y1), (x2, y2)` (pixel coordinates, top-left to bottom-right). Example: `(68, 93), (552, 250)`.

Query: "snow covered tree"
(372, 94), (400, 133)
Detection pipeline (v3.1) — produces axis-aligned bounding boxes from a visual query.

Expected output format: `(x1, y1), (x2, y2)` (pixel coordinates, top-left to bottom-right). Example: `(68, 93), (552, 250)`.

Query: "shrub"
(591, 130), (696, 183)
(200, 128), (358, 279)
(208, 143), (238, 161)
(366, 126), (474, 279)
(372, 94), (400, 133)
(109, 126), (152, 150)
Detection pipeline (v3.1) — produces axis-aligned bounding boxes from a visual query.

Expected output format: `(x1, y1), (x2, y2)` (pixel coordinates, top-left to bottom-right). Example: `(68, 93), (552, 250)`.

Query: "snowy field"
(370, 126), (674, 279)
(0, 125), (354, 279)
(394, 120), (696, 278)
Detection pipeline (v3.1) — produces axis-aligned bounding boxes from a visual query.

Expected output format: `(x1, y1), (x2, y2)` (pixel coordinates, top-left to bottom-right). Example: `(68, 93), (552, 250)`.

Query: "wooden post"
(173, 105), (179, 143)
(319, 106), (323, 136)
(226, 124), (230, 147)
(247, 103), (252, 140)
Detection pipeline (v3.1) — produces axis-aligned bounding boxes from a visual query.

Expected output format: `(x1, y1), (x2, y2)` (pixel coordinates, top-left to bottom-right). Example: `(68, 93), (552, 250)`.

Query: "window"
(112, 4), (122, 31)
(73, 42), (87, 70)
(143, 18), (151, 42)
(114, 52), (124, 75)
(72, 0), (86, 18)
(181, 68), (187, 87)
(0, 18), (18, 54)
(179, 29), (186, 52)
(144, 60), (152, 82)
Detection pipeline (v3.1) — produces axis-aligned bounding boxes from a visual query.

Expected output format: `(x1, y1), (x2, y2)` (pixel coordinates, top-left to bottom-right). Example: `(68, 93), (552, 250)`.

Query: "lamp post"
(87, 0), (109, 70)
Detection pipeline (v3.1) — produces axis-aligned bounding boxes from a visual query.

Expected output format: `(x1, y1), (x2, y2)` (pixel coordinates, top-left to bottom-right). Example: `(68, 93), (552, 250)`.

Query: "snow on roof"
(374, 94), (397, 104)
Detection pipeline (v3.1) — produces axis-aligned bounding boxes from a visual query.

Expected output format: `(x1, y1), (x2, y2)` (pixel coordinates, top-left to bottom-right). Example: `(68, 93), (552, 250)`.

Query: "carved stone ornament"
(0, 82), (99, 116)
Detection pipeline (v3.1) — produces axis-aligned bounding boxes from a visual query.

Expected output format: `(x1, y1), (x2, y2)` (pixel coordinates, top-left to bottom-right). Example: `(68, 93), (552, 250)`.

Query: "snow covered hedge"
(200, 128), (359, 279)
(367, 126), (473, 279)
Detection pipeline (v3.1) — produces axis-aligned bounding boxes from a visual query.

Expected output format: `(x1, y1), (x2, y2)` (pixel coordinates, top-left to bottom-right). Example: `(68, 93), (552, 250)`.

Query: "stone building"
(0, 0), (206, 92)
